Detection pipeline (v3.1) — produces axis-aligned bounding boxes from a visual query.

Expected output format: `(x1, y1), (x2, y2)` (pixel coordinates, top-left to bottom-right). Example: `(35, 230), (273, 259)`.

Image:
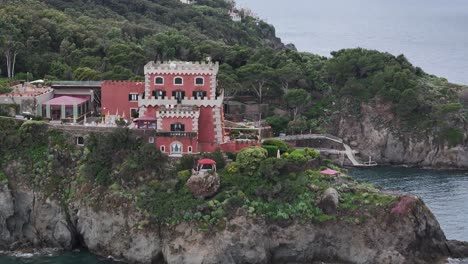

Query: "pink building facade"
(101, 61), (258, 155)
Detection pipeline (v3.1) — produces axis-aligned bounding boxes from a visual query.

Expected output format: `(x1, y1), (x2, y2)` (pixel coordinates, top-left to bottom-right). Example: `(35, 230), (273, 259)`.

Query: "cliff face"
(0, 182), (461, 264)
(333, 101), (468, 169)
(0, 184), (73, 250)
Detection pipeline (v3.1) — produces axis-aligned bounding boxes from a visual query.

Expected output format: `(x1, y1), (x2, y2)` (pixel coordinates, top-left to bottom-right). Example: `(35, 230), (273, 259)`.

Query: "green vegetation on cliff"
(0, 119), (396, 230)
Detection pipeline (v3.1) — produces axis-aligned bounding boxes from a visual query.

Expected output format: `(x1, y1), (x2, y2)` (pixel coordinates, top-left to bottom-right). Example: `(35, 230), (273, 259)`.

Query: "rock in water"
(318, 188), (339, 215)
(186, 172), (220, 198)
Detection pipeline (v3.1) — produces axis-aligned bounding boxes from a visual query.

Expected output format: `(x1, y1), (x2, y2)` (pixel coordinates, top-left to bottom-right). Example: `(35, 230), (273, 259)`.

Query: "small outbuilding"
(196, 158), (217, 174)
(40, 96), (90, 123)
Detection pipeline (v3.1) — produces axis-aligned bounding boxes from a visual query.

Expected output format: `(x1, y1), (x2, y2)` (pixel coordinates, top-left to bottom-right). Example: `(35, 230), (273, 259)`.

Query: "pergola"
(197, 158), (217, 174)
(134, 115), (157, 129)
(41, 96), (90, 123)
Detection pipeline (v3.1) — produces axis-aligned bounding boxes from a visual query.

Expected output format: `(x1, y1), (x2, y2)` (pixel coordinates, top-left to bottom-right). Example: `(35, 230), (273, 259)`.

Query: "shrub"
(286, 151), (308, 164)
(262, 139), (289, 152)
(262, 145), (279, 158)
(259, 158), (287, 182)
(438, 103), (463, 114)
(236, 147), (268, 176)
(177, 170), (192, 183)
(304, 147), (320, 159)
(440, 127), (464, 147)
(176, 155), (196, 171)
(225, 152), (237, 161)
(0, 171), (7, 183)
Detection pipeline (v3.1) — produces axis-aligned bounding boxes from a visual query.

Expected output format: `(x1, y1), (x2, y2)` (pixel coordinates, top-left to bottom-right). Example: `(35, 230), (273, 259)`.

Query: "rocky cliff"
(0, 182), (466, 264)
(333, 100), (468, 169)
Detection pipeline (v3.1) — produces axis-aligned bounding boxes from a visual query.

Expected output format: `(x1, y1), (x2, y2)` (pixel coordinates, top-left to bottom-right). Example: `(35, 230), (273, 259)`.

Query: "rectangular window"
(128, 94), (138, 101)
(170, 123), (185, 132)
(172, 91), (185, 101)
(130, 108), (139, 118)
(152, 90), (166, 99)
(192, 91), (207, 99)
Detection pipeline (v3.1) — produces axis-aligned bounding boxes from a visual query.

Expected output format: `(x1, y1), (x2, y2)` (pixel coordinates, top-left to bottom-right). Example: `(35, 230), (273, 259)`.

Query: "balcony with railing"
(155, 131), (198, 138)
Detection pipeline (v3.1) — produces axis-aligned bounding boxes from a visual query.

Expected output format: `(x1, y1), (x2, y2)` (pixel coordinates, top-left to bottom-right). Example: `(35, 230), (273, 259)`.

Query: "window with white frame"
(155, 76), (164, 85)
(160, 145), (166, 152)
(76, 136), (84, 146)
(128, 93), (138, 101)
(195, 77), (204, 85)
(174, 77), (183, 85)
(170, 142), (183, 154)
(148, 137), (154, 143)
(188, 146), (192, 153)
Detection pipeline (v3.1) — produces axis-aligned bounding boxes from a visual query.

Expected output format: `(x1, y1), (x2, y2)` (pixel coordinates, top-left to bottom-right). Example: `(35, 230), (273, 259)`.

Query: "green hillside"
(0, 0), (466, 143)
(0, 0), (281, 80)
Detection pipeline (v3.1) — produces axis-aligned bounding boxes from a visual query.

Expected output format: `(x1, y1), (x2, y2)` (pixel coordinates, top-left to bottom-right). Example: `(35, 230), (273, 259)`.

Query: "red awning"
(320, 168), (340, 175)
(135, 115), (156, 121)
(198, 158), (216, 165)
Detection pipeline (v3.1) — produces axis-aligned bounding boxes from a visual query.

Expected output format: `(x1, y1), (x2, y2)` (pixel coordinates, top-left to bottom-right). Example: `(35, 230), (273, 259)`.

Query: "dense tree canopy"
(0, 0), (465, 140)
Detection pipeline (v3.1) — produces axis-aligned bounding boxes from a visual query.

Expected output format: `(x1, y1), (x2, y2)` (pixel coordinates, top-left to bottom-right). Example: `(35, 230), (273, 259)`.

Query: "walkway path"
(275, 134), (376, 167)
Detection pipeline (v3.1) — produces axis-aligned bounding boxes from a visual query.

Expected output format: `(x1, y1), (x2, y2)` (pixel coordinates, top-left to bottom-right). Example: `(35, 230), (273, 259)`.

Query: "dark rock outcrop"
(332, 101), (468, 169)
(186, 172), (220, 198)
(318, 188), (339, 215)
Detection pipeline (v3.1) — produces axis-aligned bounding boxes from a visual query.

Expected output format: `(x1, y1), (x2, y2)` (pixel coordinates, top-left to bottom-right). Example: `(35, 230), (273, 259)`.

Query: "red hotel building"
(102, 61), (257, 155)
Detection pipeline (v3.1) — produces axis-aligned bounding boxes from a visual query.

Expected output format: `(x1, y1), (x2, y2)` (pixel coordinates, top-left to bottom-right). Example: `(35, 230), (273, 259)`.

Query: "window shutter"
(128, 94), (132, 101)
(152, 91), (156, 98)
(193, 91), (197, 99)
(181, 124), (185, 131)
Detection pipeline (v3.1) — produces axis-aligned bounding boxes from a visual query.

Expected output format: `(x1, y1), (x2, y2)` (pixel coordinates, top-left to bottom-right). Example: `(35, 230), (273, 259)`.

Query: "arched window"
(188, 146), (193, 153)
(195, 77), (204, 85)
(160, 145), (166, 152)
(148, 137), (154, 144)
(155, 77), (164, 85)
(174, 77), (183, 85)
(170, 142), (183, 154)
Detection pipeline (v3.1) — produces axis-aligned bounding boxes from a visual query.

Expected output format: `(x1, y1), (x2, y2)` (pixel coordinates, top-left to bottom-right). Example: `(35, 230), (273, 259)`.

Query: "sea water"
(236, 0), (468, 85)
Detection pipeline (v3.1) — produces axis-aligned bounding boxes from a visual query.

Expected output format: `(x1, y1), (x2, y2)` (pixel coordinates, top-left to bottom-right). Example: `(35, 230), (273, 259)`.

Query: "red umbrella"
(320, 168), (340, 176)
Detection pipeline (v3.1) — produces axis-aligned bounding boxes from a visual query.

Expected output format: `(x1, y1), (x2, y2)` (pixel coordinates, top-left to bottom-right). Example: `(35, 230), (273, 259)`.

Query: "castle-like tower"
(137, 61), (224, 155)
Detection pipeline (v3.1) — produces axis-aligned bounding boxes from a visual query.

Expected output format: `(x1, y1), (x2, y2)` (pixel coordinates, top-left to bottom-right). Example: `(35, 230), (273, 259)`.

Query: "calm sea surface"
(236, 0), (468, 85)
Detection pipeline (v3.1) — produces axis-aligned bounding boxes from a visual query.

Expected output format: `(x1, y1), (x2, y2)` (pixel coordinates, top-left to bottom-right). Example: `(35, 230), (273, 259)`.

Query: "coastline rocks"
(447, 240), (468, 258)
(1, 184), (468, 263)
(0, 185), (74, 250)
(76, 195), (454, 264)
(318, 188), (339, 215)
(76, 206), (163, 263)
(186, 172), (220, 198)
(333, 101), (468, 169)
